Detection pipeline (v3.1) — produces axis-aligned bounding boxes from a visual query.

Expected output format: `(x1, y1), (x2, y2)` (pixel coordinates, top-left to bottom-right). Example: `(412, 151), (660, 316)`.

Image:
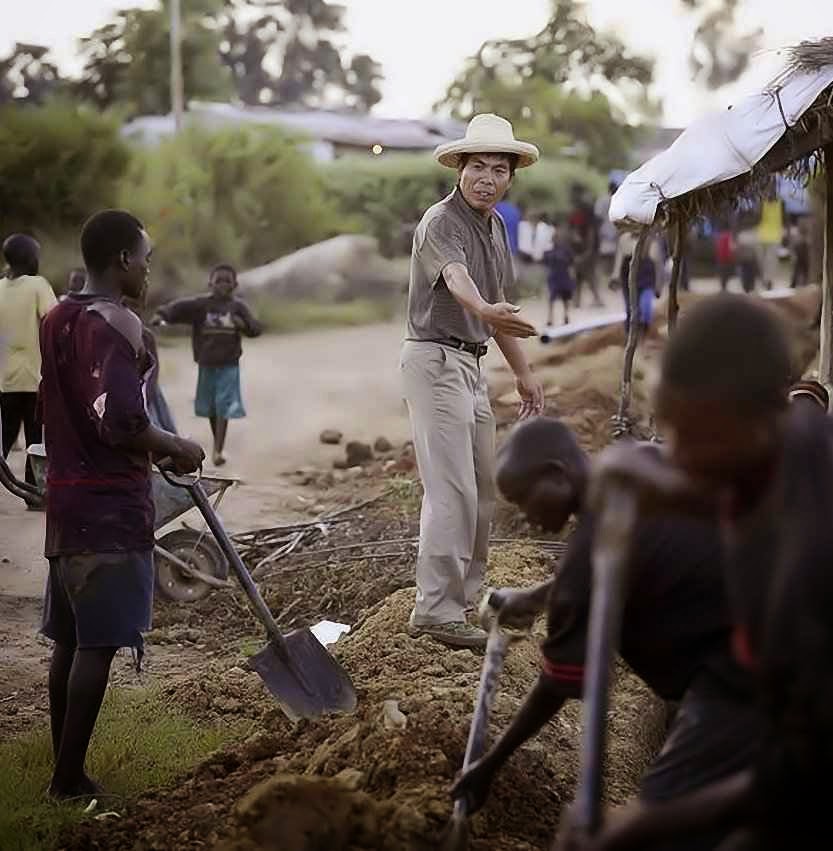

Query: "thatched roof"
(612, 37), (833, 229)
(664, 77), (833, 225)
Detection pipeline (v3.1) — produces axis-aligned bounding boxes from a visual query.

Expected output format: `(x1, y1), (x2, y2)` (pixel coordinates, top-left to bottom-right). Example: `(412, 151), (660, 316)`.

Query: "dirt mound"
(66, 546), (666, 851)
(217, 774), (434, 851)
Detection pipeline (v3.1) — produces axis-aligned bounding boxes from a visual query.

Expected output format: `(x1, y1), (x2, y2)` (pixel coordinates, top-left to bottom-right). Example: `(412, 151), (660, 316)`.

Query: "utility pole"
(170, 0), (184, 132)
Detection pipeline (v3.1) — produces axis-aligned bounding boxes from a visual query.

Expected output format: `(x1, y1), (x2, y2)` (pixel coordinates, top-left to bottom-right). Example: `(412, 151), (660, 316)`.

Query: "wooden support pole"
(617, 228), (650, 426)
(819, 145), (833, 406)
(667, 219), (686, 334)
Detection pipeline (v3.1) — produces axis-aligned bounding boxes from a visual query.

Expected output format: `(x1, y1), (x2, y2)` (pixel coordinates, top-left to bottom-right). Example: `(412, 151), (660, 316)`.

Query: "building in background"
(121, 101), (465, 161)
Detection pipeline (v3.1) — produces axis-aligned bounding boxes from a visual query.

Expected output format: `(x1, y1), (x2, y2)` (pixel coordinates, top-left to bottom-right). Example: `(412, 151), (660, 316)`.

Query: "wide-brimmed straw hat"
(433, 114), (539, 169)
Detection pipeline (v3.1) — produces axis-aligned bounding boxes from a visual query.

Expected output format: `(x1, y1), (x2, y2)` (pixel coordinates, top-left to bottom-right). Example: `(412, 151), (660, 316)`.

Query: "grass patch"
(387, 475), (423, 514)
(238, 635), (262, 658)
(0, 688), (240, 851)
(253, 297), (399, 334)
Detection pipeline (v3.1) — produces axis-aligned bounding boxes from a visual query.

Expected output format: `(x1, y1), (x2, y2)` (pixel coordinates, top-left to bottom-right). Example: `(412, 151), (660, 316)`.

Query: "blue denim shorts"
(195, 365), (246, 419)
(42, 550), (154, 662)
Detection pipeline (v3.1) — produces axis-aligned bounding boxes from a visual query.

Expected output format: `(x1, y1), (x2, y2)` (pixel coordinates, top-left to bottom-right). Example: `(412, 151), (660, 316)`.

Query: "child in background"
(613, 232), (661, 336)
(66, 268), (86, 296)
(715, 225), (736, 291)
(0, 234), (57, 489)
(735, 224), (760, 294)
(543, 218), (576, 326)
(790, 217), (810, 289)
(153, 264), (261, 467)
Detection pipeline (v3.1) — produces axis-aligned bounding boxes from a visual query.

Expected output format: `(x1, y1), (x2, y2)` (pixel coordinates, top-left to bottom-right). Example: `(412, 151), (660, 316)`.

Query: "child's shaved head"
(497, 417), (588, 532)
(658, 294), (792, 419)
(656, 294), (794, 490)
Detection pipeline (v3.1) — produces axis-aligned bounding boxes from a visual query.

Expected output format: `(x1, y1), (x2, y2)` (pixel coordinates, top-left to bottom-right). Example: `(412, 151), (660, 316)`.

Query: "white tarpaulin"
(610, 66), (833, 228)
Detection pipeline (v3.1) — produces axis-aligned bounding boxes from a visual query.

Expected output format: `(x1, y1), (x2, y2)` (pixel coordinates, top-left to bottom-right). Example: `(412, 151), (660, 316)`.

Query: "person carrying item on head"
(543, 216), (576, 327)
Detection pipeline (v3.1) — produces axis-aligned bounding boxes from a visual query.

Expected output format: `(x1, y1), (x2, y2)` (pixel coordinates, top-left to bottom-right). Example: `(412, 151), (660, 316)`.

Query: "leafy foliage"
(681, 0), (763, 88)
(0, 100), (130, 235)
(323, 153), (605, 257)
(76, 0), (232, 116)
(218, 0), (383, 109)
(438, 0), (654, 118)
(122, 124), (341, 289)
(0, 43), (64, 104)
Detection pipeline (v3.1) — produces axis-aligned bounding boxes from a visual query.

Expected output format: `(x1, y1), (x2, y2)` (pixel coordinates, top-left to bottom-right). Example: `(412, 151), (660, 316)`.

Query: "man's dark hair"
(458, 152), (518, 176)
(2, 234), (40, 275)
(209, 263), (237, 280)
(658, 294), (792, 416)
(80, 210), (145, 276)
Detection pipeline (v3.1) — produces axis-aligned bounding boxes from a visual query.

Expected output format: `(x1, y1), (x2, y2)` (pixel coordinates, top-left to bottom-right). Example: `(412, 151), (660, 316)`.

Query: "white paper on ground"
(311, 620), (351, 646)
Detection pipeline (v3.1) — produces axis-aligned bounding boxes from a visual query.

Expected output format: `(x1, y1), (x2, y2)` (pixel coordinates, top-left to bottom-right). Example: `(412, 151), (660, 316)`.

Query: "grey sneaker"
(408, 617), (487, 650)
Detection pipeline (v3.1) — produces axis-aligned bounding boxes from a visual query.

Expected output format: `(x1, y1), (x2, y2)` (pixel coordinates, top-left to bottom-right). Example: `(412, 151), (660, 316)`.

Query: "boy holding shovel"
(563, 294), (829, 850)
(39, 210), (203, 799)
(453, 416), (762, 851)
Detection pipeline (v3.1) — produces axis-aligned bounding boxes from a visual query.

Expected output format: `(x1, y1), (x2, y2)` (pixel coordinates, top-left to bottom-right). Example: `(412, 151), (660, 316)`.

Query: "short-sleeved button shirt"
(0, 274), (57, 392)
(39, 295), (154, 557)
(407, 188), (515, 344)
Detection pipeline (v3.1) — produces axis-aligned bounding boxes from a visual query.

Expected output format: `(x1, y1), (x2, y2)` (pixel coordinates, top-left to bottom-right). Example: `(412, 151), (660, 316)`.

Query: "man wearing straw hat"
(402, 113), (544, 649)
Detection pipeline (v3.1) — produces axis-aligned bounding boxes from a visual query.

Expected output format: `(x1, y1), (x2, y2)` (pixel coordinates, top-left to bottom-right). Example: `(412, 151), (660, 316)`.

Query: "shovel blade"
(249, 628), (357, 722)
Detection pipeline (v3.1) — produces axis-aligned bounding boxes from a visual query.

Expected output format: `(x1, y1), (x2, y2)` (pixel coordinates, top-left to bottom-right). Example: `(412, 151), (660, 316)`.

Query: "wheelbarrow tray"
(27, 445), (232, 530)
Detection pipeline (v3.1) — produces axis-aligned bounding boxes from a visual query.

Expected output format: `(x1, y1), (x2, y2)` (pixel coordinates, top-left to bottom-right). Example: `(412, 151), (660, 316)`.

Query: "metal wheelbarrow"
(26, 444), (234, 603)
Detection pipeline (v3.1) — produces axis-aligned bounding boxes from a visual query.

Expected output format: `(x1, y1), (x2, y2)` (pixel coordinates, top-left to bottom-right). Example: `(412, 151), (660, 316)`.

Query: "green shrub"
(0, 100), (130, 236)
(122, 125), (342, 295)
(322, 153), (605, 256)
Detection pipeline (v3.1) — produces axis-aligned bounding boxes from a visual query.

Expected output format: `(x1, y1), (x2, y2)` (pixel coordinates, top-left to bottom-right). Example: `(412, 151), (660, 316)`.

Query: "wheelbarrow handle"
(157, 463), (289, 654)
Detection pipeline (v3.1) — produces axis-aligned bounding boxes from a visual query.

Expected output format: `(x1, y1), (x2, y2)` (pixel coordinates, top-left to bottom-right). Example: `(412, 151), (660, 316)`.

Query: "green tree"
(123, 125), (340, 288)
(217, 0), (383, 110)
(438, 0), (653, 118)
(0, 100), (130, 234)
(437, 0), (654, 169)
(76, 0), (231, 115)
(681, 0), (763, 89)
(0, 43), (64, 104)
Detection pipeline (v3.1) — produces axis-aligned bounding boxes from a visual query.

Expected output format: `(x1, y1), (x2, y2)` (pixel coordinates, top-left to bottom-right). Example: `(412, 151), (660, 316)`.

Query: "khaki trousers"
(400, 341), (496, 625)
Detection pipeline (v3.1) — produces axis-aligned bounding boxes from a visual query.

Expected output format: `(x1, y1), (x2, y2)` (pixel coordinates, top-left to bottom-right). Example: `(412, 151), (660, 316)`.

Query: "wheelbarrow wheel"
(154, 529), (228, 603)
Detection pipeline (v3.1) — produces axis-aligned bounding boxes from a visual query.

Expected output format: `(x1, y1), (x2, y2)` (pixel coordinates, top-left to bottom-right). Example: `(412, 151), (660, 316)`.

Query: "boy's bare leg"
(563, 298), (570, 325)
(48, 643), (75, 761)
(546, 300), (555, 327)
(212, 417), (228, 466)
(49, 646), (117, 798)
